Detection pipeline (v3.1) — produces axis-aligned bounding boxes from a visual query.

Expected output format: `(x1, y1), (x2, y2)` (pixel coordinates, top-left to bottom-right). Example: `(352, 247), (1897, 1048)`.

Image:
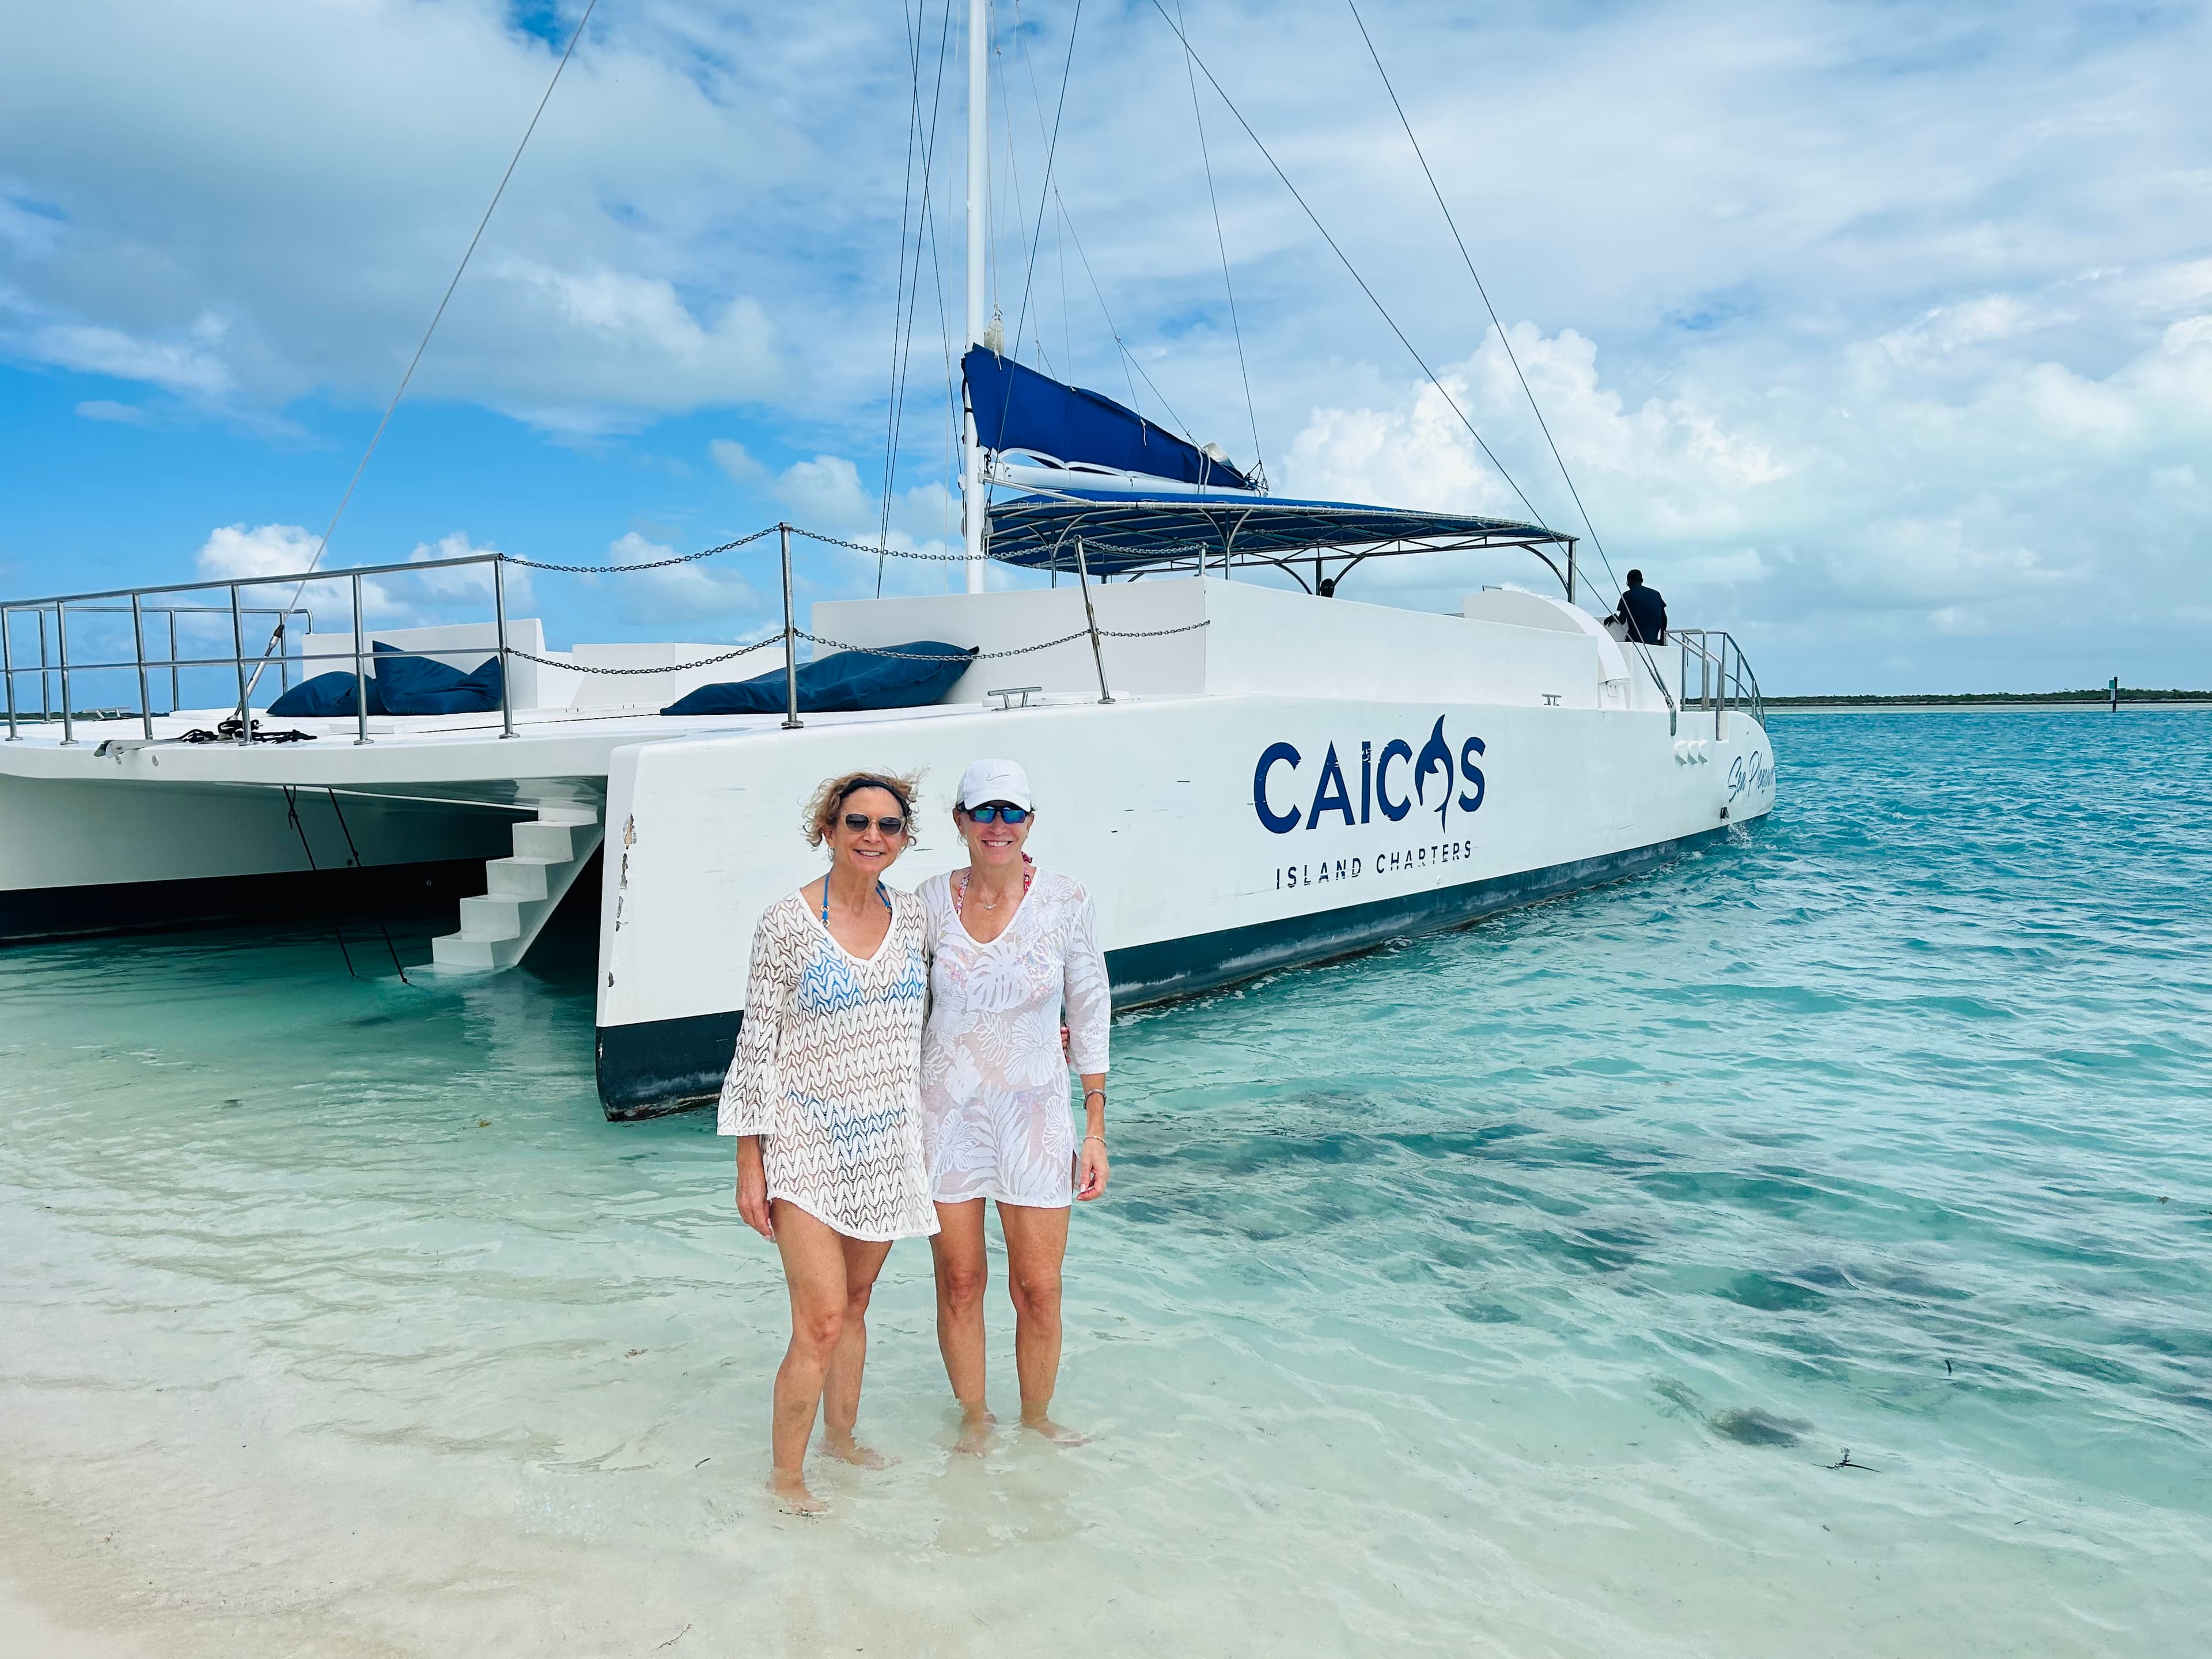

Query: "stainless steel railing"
(1, 549), (513, 748)
(1674, 628), (1764, 737)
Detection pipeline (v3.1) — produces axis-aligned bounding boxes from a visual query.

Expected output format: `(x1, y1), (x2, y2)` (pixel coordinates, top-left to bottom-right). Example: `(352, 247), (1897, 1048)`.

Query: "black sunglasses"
(842, 812), (907, 835)
(964, 803), (1030, 824)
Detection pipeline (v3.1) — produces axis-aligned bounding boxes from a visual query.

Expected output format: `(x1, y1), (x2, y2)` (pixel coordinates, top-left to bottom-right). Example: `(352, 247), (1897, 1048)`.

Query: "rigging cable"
(1343, 0), (1673, 714)
(1051, 187), (1196, 440)
(877, 0), (929, 586)
(1176, 0), (1265, 485)
(903, 0), (965, 580)
(1000, 16), (1191, 442)
(1147, 0), (1542, 527)
(1005, 0), (1084, 379)
(252, 0), (600, 694)
(879, 0), (960, 594)
(1344, 0), (1607, 585)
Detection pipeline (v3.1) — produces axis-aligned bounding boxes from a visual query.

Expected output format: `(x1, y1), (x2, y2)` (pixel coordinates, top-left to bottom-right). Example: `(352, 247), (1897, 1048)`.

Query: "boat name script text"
(1253, 716), (1487, 836)
(1728, 750), (1775, 802)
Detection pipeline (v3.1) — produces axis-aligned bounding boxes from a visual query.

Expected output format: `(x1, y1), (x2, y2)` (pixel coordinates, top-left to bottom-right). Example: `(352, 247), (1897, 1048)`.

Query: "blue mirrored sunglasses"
(964, 802), (1030, 824)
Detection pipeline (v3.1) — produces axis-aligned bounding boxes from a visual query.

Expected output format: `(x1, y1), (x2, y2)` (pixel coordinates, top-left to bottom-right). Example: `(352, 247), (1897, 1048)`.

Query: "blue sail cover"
(985, 487), (1566, 575)
(963, 346), (1256, 491)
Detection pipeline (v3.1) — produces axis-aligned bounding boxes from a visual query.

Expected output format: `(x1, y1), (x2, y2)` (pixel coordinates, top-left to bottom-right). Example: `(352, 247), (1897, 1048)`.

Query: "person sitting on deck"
(1609, 570), (1668, 644)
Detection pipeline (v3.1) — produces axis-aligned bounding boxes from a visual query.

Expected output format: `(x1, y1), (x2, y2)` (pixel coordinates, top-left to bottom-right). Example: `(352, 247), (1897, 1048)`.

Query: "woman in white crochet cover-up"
(721, 768), (934, 1514)
(918, 757), (1111, 1450)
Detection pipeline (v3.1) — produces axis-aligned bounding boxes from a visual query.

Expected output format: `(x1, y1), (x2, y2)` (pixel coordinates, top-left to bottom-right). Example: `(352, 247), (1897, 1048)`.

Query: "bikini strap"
(822, 878), (894, 925)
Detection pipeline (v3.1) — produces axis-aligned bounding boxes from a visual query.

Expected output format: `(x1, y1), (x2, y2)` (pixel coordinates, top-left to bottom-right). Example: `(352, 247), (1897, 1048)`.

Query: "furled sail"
(963, 346), (1257, 493)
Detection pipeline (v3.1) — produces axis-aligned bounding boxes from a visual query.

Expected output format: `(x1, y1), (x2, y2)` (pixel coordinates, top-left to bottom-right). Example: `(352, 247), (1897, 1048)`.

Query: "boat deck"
(0, 693), (1115, 804)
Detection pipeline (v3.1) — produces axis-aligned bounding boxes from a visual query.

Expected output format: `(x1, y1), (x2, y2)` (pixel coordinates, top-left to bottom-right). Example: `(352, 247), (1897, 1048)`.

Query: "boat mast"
(960, 0), (989, 593)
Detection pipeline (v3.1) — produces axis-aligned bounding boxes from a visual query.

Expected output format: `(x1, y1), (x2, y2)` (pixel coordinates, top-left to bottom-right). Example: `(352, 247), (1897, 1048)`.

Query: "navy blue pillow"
(661, 641), (976, 717)
(373, 640), (504, 715)
(267, 668), (387, 718)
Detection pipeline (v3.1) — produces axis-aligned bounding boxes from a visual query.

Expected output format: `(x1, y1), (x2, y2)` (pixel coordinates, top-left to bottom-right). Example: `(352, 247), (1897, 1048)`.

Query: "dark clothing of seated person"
(1611, 571), (1667, 644)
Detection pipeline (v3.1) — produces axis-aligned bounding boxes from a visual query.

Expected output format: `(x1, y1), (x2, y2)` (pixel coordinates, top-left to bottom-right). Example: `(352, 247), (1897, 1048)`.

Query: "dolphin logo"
(1414, 715), (1454, 827)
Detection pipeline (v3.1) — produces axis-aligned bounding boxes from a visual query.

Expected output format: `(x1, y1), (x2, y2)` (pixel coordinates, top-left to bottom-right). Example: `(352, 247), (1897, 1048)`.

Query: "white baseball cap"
(956, 757), (1032, 812)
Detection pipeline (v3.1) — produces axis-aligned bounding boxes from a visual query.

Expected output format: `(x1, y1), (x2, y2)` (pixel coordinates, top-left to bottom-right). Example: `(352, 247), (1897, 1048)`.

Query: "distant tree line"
(1766, 688), (2209, 706)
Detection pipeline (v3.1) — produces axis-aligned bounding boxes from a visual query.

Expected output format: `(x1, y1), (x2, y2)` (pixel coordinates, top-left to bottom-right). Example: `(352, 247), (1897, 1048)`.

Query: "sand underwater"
(3, 710), (2209, 1656)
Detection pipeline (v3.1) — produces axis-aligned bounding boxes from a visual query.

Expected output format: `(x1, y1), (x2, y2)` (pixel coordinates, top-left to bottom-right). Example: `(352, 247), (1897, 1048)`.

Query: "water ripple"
(3, 711), (2210, 1656)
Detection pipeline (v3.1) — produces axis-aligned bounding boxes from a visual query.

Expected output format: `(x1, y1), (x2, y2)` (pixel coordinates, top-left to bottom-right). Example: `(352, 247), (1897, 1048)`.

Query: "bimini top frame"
(984, 486), (1580, 598)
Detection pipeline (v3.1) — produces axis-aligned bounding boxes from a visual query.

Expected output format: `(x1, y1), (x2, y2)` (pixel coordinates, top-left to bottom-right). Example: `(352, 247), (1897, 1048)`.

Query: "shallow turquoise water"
(3, 711), (2209, 1656)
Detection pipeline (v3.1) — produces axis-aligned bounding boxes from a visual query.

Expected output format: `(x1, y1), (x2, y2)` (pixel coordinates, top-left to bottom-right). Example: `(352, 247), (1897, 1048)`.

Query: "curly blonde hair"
(802, 769), (925, 849)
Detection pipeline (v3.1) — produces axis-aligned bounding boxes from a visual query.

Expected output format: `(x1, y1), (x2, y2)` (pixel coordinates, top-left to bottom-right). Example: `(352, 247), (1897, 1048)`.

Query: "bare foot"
(768, 1469), (827, 1514)
(955, 1409), (997, 1457)
(1020, 1410), (1088, 1446)
(821, 1433), (896, 1471)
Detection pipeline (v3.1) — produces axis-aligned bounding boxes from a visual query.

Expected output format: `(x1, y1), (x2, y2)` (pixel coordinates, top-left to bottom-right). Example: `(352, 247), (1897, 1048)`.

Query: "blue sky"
(3, 0), (2208, 692)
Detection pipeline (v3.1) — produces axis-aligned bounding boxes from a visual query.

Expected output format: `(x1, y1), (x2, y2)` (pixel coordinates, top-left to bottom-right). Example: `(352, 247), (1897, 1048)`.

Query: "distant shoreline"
(1767, 691), (2211, 713)
(1772, 704), (2212, 714)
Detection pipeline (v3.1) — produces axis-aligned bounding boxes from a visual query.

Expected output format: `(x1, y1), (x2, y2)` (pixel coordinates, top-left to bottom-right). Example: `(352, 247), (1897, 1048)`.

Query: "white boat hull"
(594, 638), (1775, 1116)
(0, 576), (1775, 1117)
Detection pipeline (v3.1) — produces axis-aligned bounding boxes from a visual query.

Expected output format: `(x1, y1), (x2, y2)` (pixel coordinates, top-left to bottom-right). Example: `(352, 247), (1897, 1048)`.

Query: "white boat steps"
(431, 805), (604, 971)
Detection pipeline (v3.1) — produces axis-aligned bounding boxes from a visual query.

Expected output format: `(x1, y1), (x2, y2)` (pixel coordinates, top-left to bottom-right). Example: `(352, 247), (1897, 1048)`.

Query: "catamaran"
(0, 1), (1773, 1120)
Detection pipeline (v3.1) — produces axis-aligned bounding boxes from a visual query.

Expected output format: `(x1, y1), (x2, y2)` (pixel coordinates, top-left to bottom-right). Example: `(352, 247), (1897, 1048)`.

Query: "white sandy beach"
(1, 1579), (147, 1659)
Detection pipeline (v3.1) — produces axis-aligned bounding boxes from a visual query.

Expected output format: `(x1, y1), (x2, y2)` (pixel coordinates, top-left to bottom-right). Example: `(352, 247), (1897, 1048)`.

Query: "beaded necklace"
(954, 854), (1034, 919)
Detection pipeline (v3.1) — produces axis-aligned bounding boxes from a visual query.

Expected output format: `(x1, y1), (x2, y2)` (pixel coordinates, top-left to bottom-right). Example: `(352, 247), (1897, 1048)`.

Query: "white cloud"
(9, 1), (2212, 687)
(194, 523), (537, 634)
(776, 454), (872, 533)
(441, 262), (782, 432)
(26, 315), (234, 399)
(0, 0), (798, 429)
(1877, 295), (2071, 363)
(195, 521), (414, 627)
(398, 530), (534, 618)
(1281, 287), (2211, 685)
(710, 438), (767, 483)
(196, 522), (319, 582)
(74, 398), (151, 425)
(585, 531), (762, 627)
(1283, 324), (1790, 550)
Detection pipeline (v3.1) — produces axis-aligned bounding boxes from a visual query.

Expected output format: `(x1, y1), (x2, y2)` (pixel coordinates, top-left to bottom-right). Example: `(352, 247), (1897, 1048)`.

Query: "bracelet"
(1085, 1134), (1107, 1145)
(1083, 1088), (1106, 1101)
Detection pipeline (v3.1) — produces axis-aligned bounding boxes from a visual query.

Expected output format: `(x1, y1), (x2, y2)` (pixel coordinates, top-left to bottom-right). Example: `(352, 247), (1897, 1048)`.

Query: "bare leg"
(999, 1202), (1078, 1441)
(768, 1201), (852, 1512)
(930, 1199), (994, 1452)
(820, 1230), (896, 1468)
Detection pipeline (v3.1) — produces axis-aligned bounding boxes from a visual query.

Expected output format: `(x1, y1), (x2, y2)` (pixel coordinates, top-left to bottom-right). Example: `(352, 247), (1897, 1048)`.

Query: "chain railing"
(1674, 628), (1764, 737)
(0, 521), (1203, 745)
(3, 521), (1760, 753)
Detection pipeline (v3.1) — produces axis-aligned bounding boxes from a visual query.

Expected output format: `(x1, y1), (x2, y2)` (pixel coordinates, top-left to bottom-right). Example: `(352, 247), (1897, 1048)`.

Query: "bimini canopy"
(964, 347), (1258, 493)
(985, 487), (1576, 586)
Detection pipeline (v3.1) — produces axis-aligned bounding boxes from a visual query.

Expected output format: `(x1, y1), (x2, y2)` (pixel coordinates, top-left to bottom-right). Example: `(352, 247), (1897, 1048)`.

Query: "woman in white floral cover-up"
(919, 758), (1111, 1450)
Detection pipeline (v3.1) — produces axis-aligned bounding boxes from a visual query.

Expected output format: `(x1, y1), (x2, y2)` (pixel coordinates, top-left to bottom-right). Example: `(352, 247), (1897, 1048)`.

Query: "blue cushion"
(267, 668), (387, 718)
(661, 641), (977, 717)
(373, 640), (504, 715)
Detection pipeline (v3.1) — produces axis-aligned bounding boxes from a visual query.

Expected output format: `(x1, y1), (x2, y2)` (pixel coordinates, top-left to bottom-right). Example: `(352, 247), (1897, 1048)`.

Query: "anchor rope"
(321, 787), (415, 986)
(282, 785), (360, 981)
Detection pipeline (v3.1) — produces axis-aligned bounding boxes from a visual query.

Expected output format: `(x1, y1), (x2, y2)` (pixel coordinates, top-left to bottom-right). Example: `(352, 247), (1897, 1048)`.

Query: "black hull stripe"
(594, 824), (1732, 1122)
(0, 859), (496, 946)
